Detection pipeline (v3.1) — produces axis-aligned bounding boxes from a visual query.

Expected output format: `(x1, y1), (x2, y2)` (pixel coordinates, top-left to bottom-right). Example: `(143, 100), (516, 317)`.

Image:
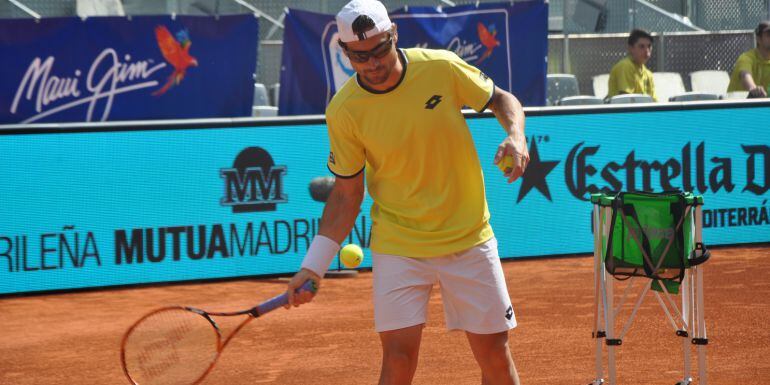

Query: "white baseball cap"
(336, 0), (392, 43)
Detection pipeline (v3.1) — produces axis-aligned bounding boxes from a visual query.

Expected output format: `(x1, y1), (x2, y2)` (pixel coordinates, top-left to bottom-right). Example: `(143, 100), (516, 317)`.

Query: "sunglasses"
(341, 34), (394, 63)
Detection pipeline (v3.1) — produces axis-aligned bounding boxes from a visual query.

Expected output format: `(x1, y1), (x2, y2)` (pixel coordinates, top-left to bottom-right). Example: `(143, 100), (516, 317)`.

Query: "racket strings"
(123, 308), (220, 385)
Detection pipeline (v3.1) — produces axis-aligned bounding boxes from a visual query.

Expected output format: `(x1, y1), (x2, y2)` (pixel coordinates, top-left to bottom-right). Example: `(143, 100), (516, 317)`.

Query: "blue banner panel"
(0, 122), (375, 295)
(0, 15), (258, 124)
(278, 1), (548, 115)
(1, 104), (768, 295)
(478, 106), (770, 257)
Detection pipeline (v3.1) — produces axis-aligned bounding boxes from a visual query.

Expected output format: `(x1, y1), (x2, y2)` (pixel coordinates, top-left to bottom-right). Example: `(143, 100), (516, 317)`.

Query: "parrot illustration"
(152, 26), (198, 96)
(476, 23), (500, 65)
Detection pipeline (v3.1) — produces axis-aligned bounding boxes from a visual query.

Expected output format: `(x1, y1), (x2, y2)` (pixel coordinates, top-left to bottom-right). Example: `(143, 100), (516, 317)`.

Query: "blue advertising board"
(1, 103), (768, 295)
(279, 1), (548, 115)
(0, 15), (258, 124)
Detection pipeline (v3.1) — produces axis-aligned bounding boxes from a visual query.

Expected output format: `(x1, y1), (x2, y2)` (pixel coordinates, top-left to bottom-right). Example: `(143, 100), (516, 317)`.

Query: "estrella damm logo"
(425, 95), (443, 109)
(220, 147), (287, 213)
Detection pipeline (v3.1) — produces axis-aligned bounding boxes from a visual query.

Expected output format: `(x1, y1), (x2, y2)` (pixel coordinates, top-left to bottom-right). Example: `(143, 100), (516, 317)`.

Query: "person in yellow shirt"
(284, 1), (529, 384)
(607, 29), (657, 101)
(728, 21), (770, 98)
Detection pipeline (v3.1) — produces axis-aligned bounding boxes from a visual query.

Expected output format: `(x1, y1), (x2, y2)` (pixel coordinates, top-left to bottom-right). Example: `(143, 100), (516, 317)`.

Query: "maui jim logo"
(413, 22), (499, 64)
(10, 49), (166, 123)
(413, 36), (484, 63)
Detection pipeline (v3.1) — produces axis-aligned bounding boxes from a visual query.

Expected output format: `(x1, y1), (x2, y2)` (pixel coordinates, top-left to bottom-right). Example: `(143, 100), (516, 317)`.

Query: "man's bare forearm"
(489, 88), (526, 139)
(741, 71), (758, 91)
(317, 180), (364, 244)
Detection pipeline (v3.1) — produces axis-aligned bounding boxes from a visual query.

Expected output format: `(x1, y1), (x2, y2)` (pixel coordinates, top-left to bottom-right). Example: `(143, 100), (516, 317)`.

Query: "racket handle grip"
(254, 280), (317, 316)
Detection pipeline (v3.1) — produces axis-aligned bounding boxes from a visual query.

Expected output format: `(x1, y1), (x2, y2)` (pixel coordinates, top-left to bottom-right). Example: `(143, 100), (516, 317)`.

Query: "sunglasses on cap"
(340, 33), (394, 63)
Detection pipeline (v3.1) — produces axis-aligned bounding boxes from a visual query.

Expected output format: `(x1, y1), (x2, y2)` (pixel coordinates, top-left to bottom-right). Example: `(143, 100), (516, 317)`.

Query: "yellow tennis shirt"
(325, 48), (495, 258)
(728, 48), (770, 92)
(607, 57), (657, 101)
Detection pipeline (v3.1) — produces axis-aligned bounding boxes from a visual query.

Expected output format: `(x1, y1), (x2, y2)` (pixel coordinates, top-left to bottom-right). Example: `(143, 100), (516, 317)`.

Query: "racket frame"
(120, 280), (316, 385)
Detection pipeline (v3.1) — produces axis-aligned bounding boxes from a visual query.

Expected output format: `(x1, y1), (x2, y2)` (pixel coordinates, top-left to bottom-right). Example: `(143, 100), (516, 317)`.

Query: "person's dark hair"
(628, 29), (653, 46)
(338, 14), (376, 48)
(352, 15), (375, 40)
(755, 21), (770, 36)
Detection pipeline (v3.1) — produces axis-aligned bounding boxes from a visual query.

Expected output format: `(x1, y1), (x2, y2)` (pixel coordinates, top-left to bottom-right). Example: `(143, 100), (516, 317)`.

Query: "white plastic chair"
(558, 95), (604, 106)
(547, 74), (580, 106)
(252, 106), (278, 117)
(669, 92), (721, 102)
(689, 70), (730, 97)
(725, 91), (750, 100)
(653, 72), (686, 103)
(592, 74), (610, 99)
(608, 94), (655, 104)
(253, 83), (270, 106)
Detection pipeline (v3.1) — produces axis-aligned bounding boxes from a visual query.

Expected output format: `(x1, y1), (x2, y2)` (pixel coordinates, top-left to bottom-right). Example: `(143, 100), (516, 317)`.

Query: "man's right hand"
(284, 268), (321, 309)
(748, 86), (768, 98)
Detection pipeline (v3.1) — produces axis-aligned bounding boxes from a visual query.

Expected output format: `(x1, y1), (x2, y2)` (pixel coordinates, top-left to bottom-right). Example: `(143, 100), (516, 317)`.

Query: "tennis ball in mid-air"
(497, 155), (515, 172)
(340, 244), (364, 269)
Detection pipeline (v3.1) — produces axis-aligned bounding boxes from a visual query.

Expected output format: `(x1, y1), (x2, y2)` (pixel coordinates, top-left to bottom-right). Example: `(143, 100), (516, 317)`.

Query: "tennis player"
(286, 1), (528, 384)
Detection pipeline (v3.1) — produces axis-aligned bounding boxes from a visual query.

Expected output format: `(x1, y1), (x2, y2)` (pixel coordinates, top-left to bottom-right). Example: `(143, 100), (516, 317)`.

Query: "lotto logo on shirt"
(425, 95), (443, 109)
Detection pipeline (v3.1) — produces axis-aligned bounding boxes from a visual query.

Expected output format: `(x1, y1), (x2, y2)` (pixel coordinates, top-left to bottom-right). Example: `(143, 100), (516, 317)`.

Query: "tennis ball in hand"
(497, 155), (514, 172)
(340, 244), (364, 269)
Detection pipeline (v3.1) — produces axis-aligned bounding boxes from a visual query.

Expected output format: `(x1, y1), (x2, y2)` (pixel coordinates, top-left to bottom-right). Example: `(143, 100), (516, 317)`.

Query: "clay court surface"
(1, 244), (768, 385)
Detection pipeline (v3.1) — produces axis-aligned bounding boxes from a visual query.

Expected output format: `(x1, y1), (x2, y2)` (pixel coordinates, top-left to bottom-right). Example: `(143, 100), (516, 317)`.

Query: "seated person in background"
(607, 29), (657, 101)
(728, 21), (770, 98)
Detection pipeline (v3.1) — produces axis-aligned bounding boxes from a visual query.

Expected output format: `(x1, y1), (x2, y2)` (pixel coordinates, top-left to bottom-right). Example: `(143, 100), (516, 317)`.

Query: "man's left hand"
(494, 134), (529, 183)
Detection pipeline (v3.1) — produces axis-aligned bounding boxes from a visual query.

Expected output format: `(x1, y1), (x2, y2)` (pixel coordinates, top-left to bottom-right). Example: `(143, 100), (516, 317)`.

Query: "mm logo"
(220, 147), (287, 213)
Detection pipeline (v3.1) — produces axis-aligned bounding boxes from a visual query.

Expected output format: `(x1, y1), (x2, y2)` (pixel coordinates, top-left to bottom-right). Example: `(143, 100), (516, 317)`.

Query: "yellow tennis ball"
(497, 155), (514, 172)
(340, 244), (364, 269)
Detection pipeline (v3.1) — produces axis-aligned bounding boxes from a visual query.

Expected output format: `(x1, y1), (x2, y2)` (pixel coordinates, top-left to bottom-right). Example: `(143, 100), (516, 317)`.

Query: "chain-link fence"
(693, 0), (769, 31)
(4, 0), (768, 29)
(0, 0), (74, 17)
(561, 0), (768, 33)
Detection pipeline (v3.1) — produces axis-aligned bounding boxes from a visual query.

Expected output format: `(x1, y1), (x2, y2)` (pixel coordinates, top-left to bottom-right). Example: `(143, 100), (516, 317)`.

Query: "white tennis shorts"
(372, 237), (516, 334)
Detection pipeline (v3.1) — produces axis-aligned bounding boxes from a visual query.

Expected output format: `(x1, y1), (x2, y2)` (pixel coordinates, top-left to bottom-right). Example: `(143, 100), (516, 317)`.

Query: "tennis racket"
(120, 280), (316, 385)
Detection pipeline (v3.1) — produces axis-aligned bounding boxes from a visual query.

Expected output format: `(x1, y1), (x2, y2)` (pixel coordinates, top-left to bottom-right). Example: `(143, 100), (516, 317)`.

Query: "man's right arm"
(317, 171), (366, 243)
(734, 53), (767, 97)
(285, 171), (365, 307)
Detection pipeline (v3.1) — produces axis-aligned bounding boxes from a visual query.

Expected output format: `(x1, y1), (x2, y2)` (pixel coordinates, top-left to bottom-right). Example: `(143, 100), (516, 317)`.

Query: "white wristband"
(300, 235), (341, 277)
